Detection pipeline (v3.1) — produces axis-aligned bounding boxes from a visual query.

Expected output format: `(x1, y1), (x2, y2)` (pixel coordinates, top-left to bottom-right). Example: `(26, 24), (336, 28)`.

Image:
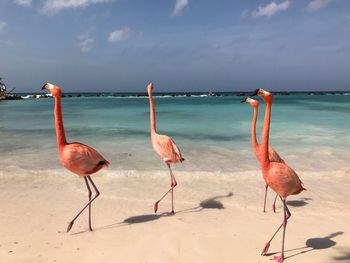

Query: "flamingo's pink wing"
(60, 143), (109, 176)
(170, 138), (184, 162)
(153, 135), (173, 158)
(268, 162), (303, 198)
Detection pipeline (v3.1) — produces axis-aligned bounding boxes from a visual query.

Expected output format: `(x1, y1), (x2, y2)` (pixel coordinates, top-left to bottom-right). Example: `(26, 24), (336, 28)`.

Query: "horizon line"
(14, 90), (350, 94)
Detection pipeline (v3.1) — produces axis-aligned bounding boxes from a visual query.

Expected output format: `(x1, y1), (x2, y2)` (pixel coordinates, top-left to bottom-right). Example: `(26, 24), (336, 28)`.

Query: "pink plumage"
(60, 143), (109, 176)
(147, 83), (184, 214)
(243, 97), (284, 212)
(251, 89), (305, 263)
(42, 83), (109, 233)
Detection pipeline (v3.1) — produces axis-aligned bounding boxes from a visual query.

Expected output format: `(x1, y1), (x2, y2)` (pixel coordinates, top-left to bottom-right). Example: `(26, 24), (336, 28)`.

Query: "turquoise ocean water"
(0, 93), (349, 174)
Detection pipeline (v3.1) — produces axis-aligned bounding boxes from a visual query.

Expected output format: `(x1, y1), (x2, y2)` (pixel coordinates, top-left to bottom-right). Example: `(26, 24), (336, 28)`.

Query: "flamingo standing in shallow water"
(147, 83), (184, 214)
(241, 97), (284, 213)
(251, 89), (306, 263)
(42, 83), (110, 232)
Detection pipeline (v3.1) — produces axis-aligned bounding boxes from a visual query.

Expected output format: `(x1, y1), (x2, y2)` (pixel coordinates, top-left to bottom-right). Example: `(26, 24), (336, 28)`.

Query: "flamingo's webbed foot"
(154, 202), (159, 213)
(261, 242), (270, 256)
(272, 255), (284, 263)
(67, 221), (74, 232)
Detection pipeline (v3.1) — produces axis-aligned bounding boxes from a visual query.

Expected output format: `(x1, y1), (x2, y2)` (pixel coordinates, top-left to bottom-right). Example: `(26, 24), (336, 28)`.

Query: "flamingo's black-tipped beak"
(250, 89), (259, 96)
(241, 98), (247, 103)
(41, 84), (47, 90)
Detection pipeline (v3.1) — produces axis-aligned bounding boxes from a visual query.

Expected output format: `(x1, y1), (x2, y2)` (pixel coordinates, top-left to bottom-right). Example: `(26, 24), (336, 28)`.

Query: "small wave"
(21, 94), (52, 99)
(191, 94), (208, 97)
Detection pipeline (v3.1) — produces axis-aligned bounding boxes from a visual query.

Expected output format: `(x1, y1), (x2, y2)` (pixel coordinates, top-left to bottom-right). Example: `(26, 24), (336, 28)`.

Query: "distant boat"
(0, 77), (7, 94)
(0, 77), (7, 99)
(0, 77), (22, 100)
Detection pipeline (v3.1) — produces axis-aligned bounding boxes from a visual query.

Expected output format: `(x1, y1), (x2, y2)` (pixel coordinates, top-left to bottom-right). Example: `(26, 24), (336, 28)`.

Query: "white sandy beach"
(0, 166), (349, 263)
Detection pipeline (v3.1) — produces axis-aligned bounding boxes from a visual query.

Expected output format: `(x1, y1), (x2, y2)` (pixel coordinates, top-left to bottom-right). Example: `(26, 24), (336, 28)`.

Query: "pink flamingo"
(241, 97), (284, 213)
(147, 83), (184, 214)
(251, 89), (306, 262)
(42, 83), (110, 232)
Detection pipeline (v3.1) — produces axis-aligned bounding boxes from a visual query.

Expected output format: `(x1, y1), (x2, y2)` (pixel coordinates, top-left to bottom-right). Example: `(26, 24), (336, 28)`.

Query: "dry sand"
(0, 167), (349, 263)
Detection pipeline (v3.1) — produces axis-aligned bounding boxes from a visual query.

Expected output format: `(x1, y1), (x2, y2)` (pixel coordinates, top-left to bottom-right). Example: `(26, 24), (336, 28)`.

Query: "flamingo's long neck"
(54, 96), (67, 150)
(148, 90), (157, 135)
(261, 99), (272, 168)
(251, 106), (259, 156)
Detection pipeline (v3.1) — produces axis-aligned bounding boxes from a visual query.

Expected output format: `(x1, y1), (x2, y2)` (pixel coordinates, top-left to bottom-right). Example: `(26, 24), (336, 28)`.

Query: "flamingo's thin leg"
(272, 194), (278, 213)
(261, 197), (291, 256)
(67, 176), (100, 232)
(168, 164), (177, 214)
(272, 200), (290, 262)
(154, 188), (172, 212)
(154, 164), (177, 214)
(263, 184), (268, 212)
(280, 200), (289, 261)
(84, 177), (93, 231)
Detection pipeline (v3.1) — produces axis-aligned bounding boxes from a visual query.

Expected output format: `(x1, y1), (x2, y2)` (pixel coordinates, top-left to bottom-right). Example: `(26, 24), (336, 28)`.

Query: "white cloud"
(14, 0), (32, 6)
(0, 21), (7, 32)
(41, 0), (110, 15)
(252, 1), (290, 18)
(305, 0), (332, 12)
(173, 0), (188, 16)
(78, 33), (94, 53)
(108, 27), (133, 42)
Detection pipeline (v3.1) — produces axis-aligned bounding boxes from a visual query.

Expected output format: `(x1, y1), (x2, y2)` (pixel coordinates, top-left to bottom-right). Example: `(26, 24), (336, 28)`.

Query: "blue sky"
(0, 0), (349, 92)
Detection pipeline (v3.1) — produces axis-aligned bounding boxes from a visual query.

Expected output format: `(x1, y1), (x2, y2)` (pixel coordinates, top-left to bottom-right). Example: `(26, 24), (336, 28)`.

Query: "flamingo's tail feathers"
(98, 160), (110, 168)
(301, 181), (307, 191)
(293, 183), (306, 195)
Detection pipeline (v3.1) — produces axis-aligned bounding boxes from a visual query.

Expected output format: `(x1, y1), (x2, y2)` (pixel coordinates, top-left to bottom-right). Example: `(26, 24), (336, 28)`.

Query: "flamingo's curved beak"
(250, 89), (259, 96)
(41, 84), (47, 90)
(241, 98), (247, 103)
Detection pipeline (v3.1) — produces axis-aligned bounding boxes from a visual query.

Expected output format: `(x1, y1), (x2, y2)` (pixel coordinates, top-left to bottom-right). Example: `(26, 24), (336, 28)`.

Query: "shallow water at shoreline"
(1, 94), (349, 174)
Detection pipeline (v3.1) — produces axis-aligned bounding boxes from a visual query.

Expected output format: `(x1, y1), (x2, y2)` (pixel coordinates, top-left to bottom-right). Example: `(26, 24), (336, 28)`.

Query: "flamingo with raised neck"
(42, 83), (110, 232)
(241, 97), (284, 212)
(147, 83), (184, 214)
(251, 89), (306, 263)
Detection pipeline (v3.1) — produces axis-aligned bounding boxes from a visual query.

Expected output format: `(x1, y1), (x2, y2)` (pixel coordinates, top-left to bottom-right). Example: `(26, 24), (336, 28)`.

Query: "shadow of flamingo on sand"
(120, 191), (234, 225)
(171, 192), (234, 214)
(265, 231), (344, 260)
(286, 197), (312, 208)
(71, 192), (234, 234)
